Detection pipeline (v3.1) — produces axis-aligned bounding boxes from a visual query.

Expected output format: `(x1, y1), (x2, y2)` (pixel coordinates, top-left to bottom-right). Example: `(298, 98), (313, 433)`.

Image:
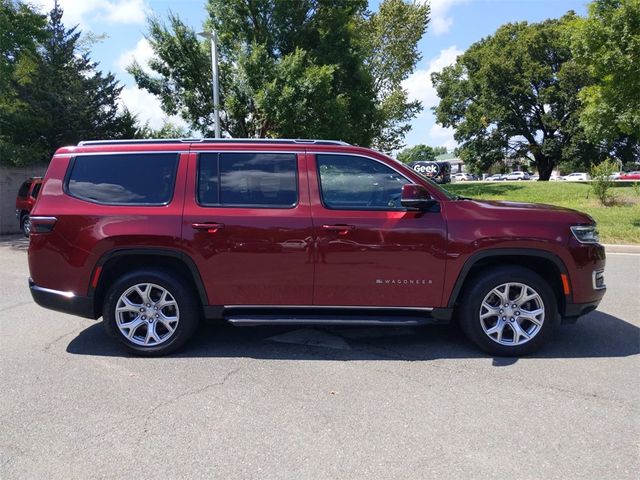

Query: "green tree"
(0, 0), (47, 163)
(572, 0), (640, 142)
(135, 119), (191, 139)
(1, 1), (138, 166)
(129, 0), (429, 151)
(432, 14), (606, 180)
(396, 144), (437, 163)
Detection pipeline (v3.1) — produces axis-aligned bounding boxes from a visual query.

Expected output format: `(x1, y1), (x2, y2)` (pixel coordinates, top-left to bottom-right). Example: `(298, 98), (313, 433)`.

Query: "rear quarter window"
(66, 153), (179, 205)
(18, 181), (31, 198)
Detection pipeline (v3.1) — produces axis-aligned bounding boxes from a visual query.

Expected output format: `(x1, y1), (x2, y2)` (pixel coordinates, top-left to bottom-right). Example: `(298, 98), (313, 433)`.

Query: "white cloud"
(403, 45), (463, 111)
(428, 124), (457, 150)
(419, 0), (471, 35)
(116, 38), (154, 73)
(31, 0), (147, 28)
(119, 86), (188, 131)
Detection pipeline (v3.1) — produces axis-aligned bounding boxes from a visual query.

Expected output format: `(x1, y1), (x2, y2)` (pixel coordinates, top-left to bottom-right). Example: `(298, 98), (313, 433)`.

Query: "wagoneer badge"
(376, 279), (432, 285)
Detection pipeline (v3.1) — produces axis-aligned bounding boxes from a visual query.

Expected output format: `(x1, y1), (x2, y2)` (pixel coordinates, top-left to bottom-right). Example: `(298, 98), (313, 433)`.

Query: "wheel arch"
(91, 248), (209, 318)
(447, 248), (570, 315)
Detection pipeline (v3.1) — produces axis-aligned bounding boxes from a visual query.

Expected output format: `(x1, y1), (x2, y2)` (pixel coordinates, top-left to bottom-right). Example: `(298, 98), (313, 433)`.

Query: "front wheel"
(103, 269), (199, 356)
(457, 266), (558, 356)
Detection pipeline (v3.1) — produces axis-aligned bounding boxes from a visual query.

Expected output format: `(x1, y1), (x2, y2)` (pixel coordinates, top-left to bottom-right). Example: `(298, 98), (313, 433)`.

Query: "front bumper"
(561, 299), (603, 324)
(29, 279), (96, 319)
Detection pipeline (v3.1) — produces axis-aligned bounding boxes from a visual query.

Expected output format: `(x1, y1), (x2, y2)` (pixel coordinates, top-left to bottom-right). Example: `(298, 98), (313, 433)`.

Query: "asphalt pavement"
(1, 235), (638, 479)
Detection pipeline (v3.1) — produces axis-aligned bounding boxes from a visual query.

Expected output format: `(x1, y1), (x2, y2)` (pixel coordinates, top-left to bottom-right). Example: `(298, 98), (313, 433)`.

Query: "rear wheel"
(103, 269), (199, 356)
(21, 214), (31, 237)
(458, 266), (558, 356)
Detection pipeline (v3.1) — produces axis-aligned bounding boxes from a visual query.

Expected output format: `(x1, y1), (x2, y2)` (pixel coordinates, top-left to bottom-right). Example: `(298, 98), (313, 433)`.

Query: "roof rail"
(77, 138), (351, 146)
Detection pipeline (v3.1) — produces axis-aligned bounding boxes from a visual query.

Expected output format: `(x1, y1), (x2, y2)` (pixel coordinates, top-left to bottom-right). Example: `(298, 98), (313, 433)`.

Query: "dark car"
(409, 161), (451, 184)
(15, 177), (43, 236)
(28, 139), (605, 356)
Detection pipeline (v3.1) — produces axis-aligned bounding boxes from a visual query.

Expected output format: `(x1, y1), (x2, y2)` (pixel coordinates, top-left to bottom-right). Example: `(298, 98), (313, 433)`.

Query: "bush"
(590, 159), (617, 205)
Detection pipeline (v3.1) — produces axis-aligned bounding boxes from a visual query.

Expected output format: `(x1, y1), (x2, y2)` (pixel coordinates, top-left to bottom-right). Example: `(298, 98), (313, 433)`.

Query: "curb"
(603, 244), (640, 254)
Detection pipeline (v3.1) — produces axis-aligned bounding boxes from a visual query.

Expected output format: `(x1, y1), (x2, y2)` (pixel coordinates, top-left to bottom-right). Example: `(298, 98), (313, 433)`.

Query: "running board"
(225, 315), (430, 326)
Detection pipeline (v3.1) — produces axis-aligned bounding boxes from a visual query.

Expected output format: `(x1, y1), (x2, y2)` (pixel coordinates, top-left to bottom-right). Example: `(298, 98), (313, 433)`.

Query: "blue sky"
(33, 0), (589, 149)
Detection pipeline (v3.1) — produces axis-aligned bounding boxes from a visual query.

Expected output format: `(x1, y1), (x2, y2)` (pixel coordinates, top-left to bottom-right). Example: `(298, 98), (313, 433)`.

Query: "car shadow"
(66, 310), (639, 365)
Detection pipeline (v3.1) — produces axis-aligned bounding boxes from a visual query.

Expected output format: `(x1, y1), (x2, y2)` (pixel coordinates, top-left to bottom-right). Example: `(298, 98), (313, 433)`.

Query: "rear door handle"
(192, 222), (225, 233)
(322, 224), (355, 236)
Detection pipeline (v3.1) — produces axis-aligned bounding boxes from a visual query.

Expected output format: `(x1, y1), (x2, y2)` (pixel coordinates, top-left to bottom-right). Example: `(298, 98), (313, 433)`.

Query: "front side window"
(66, 153), (179, 205)
(198, 152), (297, 208)
(317, 154), (409, 210)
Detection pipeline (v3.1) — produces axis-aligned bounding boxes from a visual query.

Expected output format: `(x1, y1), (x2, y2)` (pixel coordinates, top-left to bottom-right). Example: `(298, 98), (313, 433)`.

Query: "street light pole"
(198, 30), (220, 138)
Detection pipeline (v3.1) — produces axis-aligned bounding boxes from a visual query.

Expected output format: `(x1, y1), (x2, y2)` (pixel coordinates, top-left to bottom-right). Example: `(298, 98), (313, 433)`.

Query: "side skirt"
(204, 305), (453, 326)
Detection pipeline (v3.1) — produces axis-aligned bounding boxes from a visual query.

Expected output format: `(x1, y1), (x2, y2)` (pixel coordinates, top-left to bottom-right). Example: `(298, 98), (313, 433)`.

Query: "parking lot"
(1, 235), (638, 479)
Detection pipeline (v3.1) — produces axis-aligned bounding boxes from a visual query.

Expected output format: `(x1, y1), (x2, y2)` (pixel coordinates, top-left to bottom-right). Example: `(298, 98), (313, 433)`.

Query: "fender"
(446, 248), (571, 308)
(91, 248), (209, 307)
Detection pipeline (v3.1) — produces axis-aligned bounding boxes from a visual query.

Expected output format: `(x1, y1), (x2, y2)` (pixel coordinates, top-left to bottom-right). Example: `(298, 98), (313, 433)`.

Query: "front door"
(182, 150), (314, 306)
(309, 153), (447, 307)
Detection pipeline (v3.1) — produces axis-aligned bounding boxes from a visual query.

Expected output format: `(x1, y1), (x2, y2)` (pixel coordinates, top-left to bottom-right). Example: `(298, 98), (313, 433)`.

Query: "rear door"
(181, 148), (314, 306)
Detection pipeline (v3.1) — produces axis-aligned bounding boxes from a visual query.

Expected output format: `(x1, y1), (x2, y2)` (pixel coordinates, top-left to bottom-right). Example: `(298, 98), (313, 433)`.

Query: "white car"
(452, 172), (474, 181)
(562, 172), (590, 181)
(505, 171), (530, 181)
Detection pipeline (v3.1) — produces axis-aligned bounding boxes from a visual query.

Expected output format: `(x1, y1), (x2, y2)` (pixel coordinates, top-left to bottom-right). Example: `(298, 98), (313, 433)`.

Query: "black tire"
(21, 214), (31, 237)
(103, 269), (200, 356)
(457, 266), (558, 356)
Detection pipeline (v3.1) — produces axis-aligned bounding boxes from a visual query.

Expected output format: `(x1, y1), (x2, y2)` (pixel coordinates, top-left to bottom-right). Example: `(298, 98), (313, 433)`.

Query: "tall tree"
(0, 0), (46, 164)
(1, 1), (138, 166)
(396, 144), (437, 163)
(572, 0), (640, 142)
(129, 0), (429, 151)
(432, 14), (606, 180)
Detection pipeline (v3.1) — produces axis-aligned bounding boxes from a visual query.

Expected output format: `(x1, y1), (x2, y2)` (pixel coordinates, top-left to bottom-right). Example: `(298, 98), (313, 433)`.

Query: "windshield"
(420, 175), (459, 200)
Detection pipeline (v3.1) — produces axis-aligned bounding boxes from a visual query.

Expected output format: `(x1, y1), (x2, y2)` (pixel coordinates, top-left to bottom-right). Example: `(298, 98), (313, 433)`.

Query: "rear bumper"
(29, 279), (96, 319)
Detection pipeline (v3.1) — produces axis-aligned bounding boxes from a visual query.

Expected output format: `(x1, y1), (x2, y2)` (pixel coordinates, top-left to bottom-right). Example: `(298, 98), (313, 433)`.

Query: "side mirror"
(401, 184), (437, 210)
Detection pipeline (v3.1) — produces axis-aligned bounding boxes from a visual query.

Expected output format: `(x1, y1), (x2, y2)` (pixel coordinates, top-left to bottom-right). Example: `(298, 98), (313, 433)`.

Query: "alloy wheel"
(115, 283), (180, 346)
(478, 282), (545, 346)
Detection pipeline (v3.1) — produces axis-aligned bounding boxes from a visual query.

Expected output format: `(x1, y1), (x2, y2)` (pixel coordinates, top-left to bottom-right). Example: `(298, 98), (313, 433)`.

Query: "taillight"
(30, 216), (57, 234)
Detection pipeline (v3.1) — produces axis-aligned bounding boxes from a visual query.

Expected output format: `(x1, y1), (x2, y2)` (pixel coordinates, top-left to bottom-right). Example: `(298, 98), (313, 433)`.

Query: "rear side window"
(198, 152), (297, 208)
(31, 182), (42, 198)
(66, 153), (179, 205)
(18, 181), (31, 198)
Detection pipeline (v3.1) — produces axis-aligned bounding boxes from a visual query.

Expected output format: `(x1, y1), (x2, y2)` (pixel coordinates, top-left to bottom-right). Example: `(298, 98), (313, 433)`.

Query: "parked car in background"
(562, 172), (590, 181)
(505, 171), (531, 181)
(409, 161), (451, 184)
(486, 174), (506, 181)
(620, 171), (640, 181)
(451, 172), (475, 181)
(15, 177), (43, 236)
(530, 174), (539, 181)
(549, 174), (562, 181)
(608, 172), (623, 181)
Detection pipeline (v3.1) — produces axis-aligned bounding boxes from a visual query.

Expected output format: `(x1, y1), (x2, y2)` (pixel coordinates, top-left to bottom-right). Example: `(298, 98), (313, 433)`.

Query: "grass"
(445, 181), (640, 244)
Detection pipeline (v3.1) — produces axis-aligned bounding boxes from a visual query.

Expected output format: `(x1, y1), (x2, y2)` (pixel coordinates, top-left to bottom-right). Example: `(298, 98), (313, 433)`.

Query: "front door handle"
(192, 222), (225, 233)
(322, 224), (355, 236)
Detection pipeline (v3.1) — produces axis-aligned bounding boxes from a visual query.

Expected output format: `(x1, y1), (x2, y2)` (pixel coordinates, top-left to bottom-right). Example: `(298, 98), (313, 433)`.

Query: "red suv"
(28, 139), (606, 356)
(15, 177), (43, 236)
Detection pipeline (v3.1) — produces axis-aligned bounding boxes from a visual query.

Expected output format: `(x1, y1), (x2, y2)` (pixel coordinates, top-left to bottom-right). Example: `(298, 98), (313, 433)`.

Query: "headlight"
(571, 225), (599, 244)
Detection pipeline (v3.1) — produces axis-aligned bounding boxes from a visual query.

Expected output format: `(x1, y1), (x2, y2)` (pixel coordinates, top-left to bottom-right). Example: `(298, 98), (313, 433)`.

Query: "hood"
(464, 199), (595, 224)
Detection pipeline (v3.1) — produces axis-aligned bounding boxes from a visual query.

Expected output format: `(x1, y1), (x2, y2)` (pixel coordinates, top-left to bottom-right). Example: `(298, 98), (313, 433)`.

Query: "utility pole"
(198, 30), (220, 138)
